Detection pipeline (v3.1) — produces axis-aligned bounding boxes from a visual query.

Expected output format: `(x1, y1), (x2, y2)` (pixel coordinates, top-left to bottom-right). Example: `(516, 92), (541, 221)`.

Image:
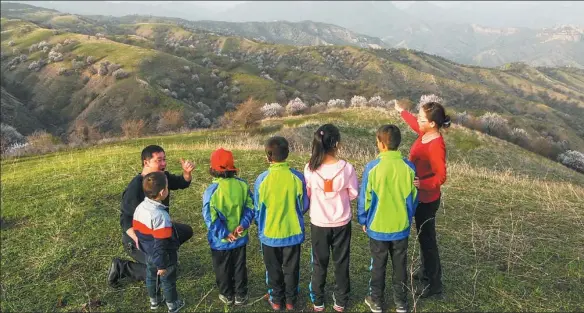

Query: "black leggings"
(414, 199), (443, 290)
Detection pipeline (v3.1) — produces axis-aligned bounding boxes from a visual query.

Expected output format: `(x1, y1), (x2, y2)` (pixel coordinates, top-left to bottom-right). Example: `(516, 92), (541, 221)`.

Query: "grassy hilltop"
(1, 108), (583, 312)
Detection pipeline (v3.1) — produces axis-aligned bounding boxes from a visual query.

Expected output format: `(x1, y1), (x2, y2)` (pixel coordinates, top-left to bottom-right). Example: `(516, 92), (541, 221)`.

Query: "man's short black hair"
(265, 136), (289, 162)
(376, 124), (401, 151)
(142, 171), (167, 199)
(141, 145), (165, 163)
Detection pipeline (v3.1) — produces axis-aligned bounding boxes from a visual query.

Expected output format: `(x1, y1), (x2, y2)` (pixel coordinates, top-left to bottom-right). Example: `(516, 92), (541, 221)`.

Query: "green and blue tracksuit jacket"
(254, 162), (310, 247)
(357, 150), (419, 241)
(203, 177), (255, 250)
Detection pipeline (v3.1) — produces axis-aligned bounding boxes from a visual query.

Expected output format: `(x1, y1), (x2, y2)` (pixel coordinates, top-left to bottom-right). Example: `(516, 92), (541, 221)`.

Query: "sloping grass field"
(1, 109), (583, 312)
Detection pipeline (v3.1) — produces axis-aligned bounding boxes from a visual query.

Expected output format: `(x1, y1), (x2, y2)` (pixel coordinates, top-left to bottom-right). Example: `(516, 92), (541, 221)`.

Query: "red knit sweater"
(401, 111), (447, 203)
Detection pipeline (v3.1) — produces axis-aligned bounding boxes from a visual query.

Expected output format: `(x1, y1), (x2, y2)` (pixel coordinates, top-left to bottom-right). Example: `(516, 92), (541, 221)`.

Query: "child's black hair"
(209, 168), (237, 178)
(376, 124), (401, 151)
(265, 136), (289, 162)
(308, 124), (341, 171)
(142, 171), (167, 199)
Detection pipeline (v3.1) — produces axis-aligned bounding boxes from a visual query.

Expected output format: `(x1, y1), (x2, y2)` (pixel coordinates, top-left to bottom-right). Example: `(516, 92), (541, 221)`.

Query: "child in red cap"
(202, 148), (254, 306)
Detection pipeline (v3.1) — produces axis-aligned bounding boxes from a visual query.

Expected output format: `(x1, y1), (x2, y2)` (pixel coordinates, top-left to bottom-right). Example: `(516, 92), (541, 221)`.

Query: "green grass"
(2, 109), (583, 312)
(1, 28), (53, 50)
(70, 40), (157, 72)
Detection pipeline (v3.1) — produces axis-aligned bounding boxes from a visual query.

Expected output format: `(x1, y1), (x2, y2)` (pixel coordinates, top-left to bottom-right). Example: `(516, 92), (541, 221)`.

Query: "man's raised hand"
(180, 158), (195, 174)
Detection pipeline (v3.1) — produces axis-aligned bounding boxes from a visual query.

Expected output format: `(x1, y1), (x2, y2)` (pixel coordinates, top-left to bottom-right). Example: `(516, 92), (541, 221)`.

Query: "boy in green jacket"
(203, 148), (254, 306)
(254, 136), (309, 311)
(358, 125), (418, 313)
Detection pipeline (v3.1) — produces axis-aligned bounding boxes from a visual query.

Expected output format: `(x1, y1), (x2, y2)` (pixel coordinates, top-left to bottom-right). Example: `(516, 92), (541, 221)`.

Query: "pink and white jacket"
(304, 160), (359, 227)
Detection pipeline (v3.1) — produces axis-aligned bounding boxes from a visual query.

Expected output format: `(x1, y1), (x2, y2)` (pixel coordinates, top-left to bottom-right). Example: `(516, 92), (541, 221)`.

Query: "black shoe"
(107, 258), (121, 287)
(415, 287), (443, 299)
(364, 296), (382, 313)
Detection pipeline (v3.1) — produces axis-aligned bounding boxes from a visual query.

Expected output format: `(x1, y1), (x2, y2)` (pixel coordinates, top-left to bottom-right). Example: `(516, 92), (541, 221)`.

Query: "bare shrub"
(157, 110), (185, 132)
(221, 97), (263, 129)
(68, 120), (101, 145)
(121, 119), (146, 138)
(25, 131), (61, 154)
(310, 102), (328, 114)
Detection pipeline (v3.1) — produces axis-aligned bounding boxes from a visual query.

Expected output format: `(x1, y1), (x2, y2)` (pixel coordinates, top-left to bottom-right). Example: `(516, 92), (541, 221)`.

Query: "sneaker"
(150, 296), (165, 310)
(167, 299), (185, 313)
(332, 293), (345, 312)
(396, 305), (408, 313)
(235, 294), (248, 305)
(107, 258), (121, 288)
(267, 297), (281, 311)
(219, 294), (234, 305)
(285, 303), (294, 311)
(313, 303), (325, 312)
(364, 296), (382, 313)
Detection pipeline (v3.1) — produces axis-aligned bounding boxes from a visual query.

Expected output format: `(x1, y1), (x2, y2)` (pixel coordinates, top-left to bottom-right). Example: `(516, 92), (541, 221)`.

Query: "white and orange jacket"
(133, 197), (179, 269)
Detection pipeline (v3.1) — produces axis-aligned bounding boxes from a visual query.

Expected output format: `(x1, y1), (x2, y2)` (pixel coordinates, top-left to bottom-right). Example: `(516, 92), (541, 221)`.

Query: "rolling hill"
(1, 2), (584, 156)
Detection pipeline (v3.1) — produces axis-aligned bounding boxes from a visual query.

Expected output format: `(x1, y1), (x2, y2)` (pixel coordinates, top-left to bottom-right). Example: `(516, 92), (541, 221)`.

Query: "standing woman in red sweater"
(394, 99), (450, 299)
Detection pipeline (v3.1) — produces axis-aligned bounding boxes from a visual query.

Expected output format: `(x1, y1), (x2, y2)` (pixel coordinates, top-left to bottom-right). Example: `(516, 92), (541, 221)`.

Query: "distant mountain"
(10, 1), (584, 68)
(8, 1), (213, 21)
(176, 20), (389, 49)
(403, 1), (584, 29)
(386, 23), (584, 68)
(216, 1), (412, 39)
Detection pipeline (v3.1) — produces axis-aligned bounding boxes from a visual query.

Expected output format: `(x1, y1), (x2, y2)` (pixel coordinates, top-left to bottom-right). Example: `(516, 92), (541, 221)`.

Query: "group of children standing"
(131, 101), (450, 313)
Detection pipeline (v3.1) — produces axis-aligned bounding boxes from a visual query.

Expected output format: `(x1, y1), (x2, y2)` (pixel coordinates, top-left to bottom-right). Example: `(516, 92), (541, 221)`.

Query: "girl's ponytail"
(308, 124), (341, 171)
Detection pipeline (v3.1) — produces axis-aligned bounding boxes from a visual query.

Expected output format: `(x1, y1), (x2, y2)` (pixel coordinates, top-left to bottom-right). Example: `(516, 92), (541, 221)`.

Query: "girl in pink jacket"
(304, 124), (358, 312)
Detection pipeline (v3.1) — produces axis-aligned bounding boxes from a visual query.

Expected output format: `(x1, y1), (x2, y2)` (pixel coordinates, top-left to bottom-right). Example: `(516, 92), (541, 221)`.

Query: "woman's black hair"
(209, 168), (237, 178)
(422, 102), (451, 129)
(308, 124), (341, 171)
